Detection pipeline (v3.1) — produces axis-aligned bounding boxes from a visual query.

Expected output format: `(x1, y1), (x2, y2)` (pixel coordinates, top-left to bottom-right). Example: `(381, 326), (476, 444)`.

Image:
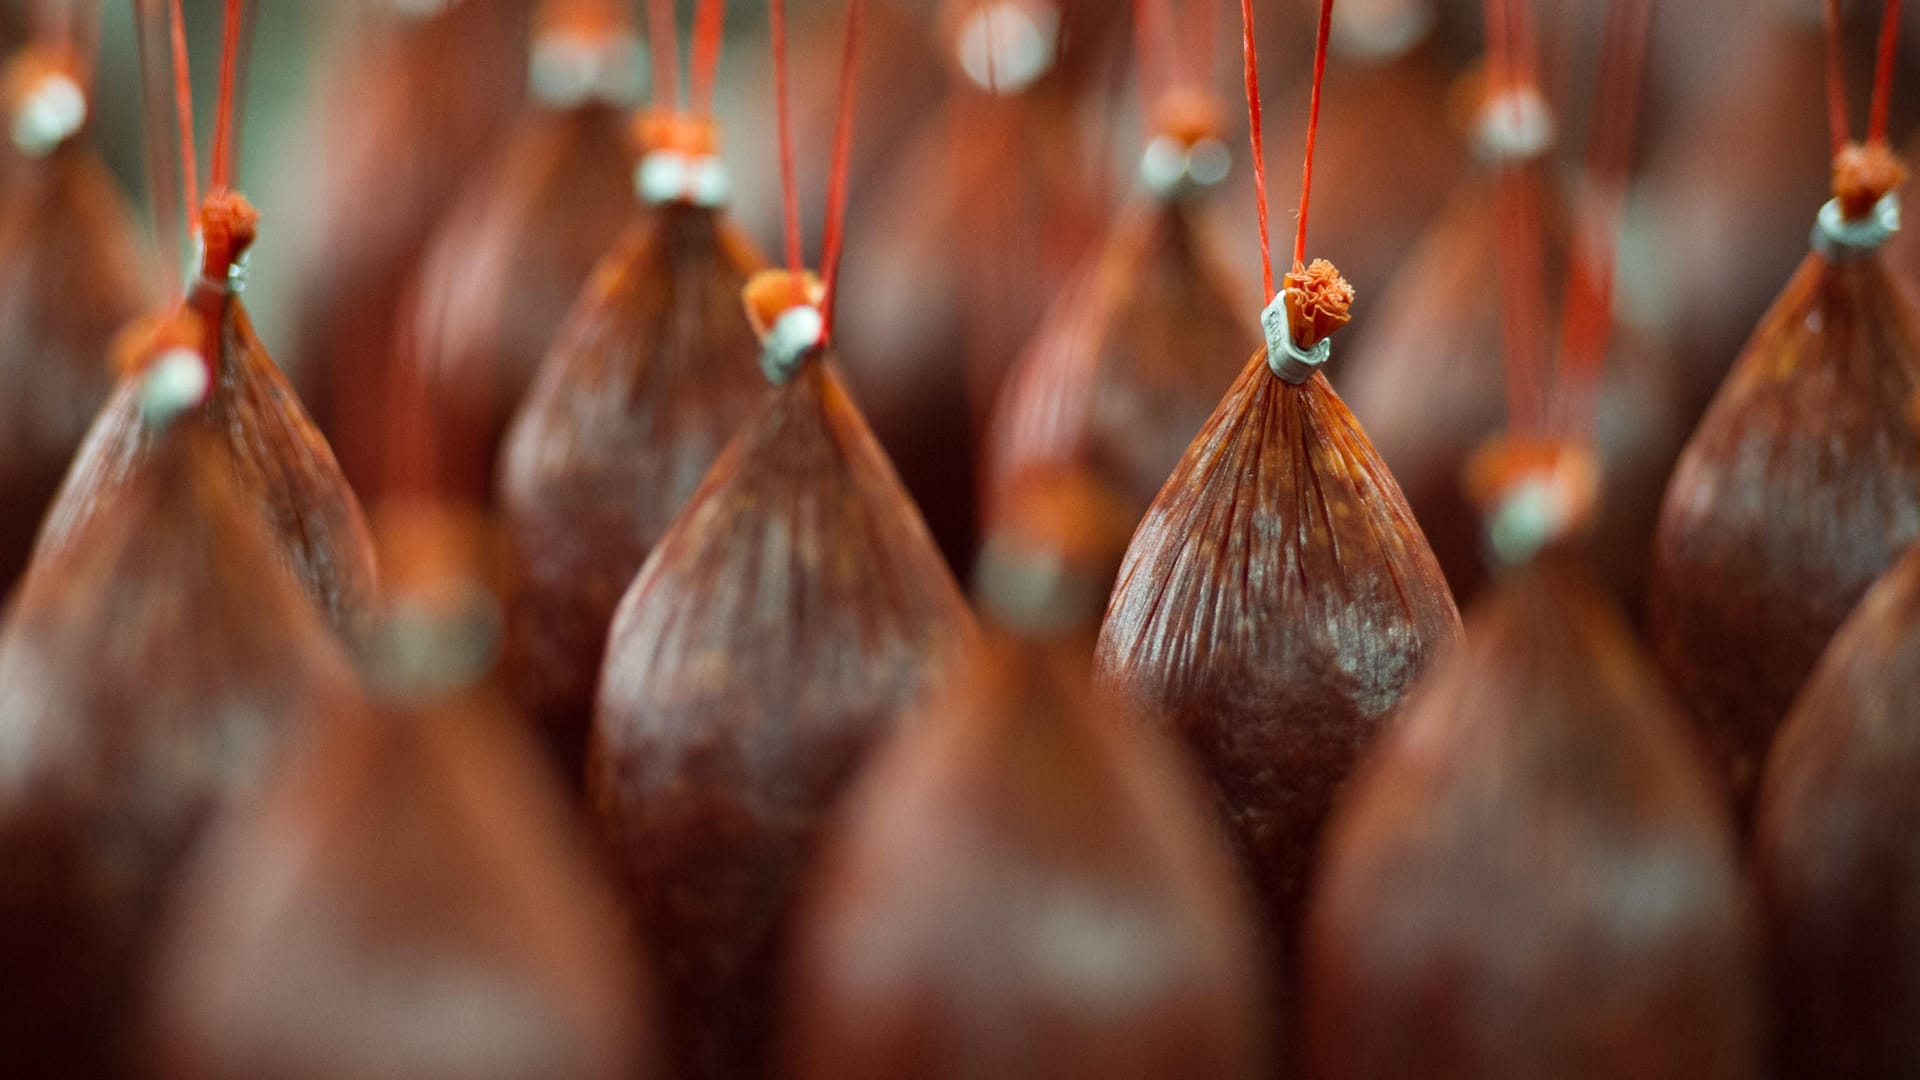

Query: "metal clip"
(636, 150), (730, 208)
(760, 304), (825, 385)
(1261, 292), (1330, 383)
(1812, 193), (1900, 262)
(140, 348), (211, 427)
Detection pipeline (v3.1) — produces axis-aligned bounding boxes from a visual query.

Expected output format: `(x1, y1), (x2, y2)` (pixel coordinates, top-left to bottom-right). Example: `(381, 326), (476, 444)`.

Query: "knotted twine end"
(1263, 259), (1353, 383)
(198, 190), (258, 292)
(633, 110), (730, 207)
(743, 269), (826, 385)
(1464, 436), (1598, 569)
(1816, 143), (1907, 261)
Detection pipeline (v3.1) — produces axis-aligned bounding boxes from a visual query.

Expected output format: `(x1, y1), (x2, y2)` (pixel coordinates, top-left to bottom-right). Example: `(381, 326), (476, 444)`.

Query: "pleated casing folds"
(781, 461), (1272, 1080)
(404, 8), (639, 502)
(150, 683), (655, 1080)
(0, 98), (152, 589)
(37, 261), (380, 643)
(1649, 208), (1920, 814)
(589, 355), (975, 1080)
(500, 168), (765, 780)
(986, 180), (1255, 520)
(0, 424), (364, 1075)
(1304, 546), (1761, 1080)
(1752, 544), (1920, 1078)
(1095, 346), (1461, 957)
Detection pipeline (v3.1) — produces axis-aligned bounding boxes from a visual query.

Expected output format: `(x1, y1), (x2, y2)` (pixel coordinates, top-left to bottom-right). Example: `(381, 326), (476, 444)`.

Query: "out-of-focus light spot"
(957, 1), (1059, 96)
(1332, 0), (1435, 61)
(11, 73), (86, 158)
(1474, 86), (1555, 163)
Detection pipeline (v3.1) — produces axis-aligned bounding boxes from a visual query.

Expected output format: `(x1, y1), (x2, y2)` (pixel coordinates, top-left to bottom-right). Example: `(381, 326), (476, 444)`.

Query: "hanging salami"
(0, 31), (152, 590)
(1095, 0), (1459, 989)
(0, 321), (363, 1075)
(401, 0), (641, 504)
(588, 5), (976, 1075)
(500, 0), (766, 780)
(37, 3), (378, 641)
(985, 8), (1256, 526)
(150, 552), (654, 1080)
(782, 466), (1271, 1080)
(1304, 445), (1760, 1080)
(1650, 0), (1920, 816)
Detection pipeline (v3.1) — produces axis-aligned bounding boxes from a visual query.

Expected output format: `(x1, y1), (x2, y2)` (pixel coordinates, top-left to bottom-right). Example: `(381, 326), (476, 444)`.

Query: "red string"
(1133, 0), (1173, 124)
(135, 0), (182, 297)
(167, 0), (197, 227)
(769, 0), (802, 277)
(648, 0), (680, 108)
(70, 0), (103, 87)
(819, 0), (864, 342)
(1136, 0), (1223, 133)
(209, 0), (242, 192)
(1509, 0), (1537, 98)
(691, 0), (727, 116)
(1483, 0), (1510, 100)
(1554, 0), (1653, 437)
(1484, 0), (1549, 434)
(1238, 0), (1272, 299)
(1824, 0), (1850, 155)
(1193, 0), (1219, 94)
(1870, 0), (1903, 143)
(1293, 0), (1333, 269)
(1496, 169), (1546, 433)
(1151, 0), (1222, 98)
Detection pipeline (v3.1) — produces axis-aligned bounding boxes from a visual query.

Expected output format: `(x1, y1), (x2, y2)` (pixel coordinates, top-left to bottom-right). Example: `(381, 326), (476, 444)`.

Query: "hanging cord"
(65, 0), (101, 91)
(1553, 0), (1652, 438)
(1192, 0), (1219, 95)
(1136, 0), (1226, 115)
(1133, 0), (1175, 123)
(633, 0), (730, 207)
(647, 0), (679, 106)
(1291, 0), (1332, 270)
(1135, 0), (1231, 198)
(1483, 0), (1550, 434)
(1824, 0), (1851, 157)
(1475, 0), (1641, 561)
(196, 0), (256, 295)
(770, 0), (802, 276)
(167, 0), (196, 229)
(130, 0), (218, 413)
(691, 0), (727, 116)
(818, 0), (863, 342)
(208, 0), (243, 193)
(134, 0), (182, 297)
(1246, 0), (1352, 384)
(750, 0), (865, 384)
(1819, 0), (1905, 253)
(1869, 0), (1902, 143)
(1238, 0), (1272, 299)
(1819, 0), (1903, 154)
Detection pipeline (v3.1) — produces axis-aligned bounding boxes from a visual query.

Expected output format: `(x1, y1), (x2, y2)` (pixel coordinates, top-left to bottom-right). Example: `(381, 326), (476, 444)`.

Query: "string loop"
(761, 0), (863, 362)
